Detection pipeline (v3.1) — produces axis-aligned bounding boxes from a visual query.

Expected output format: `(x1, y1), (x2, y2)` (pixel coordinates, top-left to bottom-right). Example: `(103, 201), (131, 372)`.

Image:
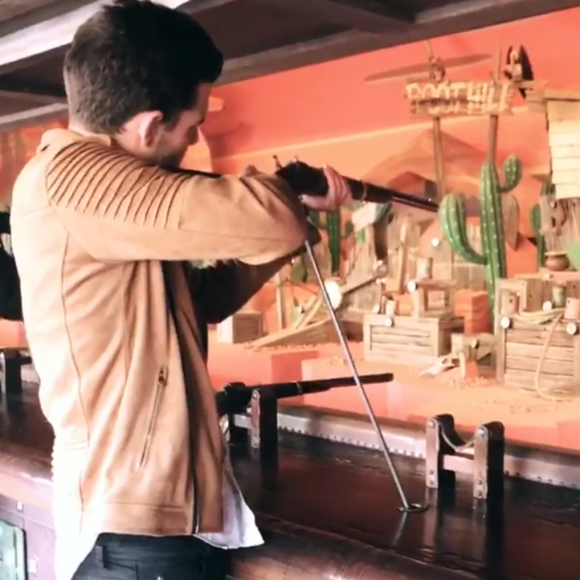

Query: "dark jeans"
(72, 533), (229, 580)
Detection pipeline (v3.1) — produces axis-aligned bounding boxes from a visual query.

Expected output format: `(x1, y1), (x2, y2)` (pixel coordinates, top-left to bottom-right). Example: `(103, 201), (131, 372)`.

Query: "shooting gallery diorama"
(4, 4), (580, 580)
(203, 28), (580, 454)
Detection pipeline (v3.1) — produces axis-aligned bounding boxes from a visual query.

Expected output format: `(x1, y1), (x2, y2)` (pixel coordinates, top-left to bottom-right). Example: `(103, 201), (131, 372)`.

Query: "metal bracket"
(248, 390), (279, 489)
(425, 414), (505, 503)
(227, 405), (273, 488)
(227, 391), (279, 489)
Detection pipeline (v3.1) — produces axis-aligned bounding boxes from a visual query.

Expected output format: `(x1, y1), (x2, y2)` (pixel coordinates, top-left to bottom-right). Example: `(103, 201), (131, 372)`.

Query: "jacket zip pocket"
(138, 366), (168, 469)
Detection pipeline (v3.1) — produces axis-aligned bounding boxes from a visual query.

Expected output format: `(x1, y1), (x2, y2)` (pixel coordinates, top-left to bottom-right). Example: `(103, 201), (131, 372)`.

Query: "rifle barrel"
(257, 373), (394, 398)
(181, 167), (438, 213)
(216, 373), (394, 416)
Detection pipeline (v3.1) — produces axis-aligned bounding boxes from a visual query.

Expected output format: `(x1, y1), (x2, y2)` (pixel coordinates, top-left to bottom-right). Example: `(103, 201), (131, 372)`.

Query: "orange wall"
(0, 122), (214, 206)
(0, 121), (66, 205)
(206, 7), (580, 182)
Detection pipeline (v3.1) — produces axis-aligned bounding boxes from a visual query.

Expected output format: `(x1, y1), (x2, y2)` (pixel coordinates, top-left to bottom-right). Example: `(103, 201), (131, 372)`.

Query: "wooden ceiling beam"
(1, 0), (580, 130)
(251, 0), (412, 33)
(220, 0), (580, 84)
(0, 0), (230, 76)
(416, 0), (579, 32)
(0, 79), (66, 106)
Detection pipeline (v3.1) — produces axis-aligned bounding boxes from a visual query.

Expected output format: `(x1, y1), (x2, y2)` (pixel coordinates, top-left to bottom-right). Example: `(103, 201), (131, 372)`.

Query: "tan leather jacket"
(10, 129), (308, 536)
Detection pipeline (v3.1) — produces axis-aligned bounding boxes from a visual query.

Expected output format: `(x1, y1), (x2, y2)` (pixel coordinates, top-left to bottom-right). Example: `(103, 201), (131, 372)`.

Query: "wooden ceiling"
(0, 0), (579, 131)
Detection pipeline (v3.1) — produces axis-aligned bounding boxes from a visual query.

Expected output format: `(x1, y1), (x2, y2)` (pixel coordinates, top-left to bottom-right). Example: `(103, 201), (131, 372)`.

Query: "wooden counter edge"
(0, 443), (474, 580)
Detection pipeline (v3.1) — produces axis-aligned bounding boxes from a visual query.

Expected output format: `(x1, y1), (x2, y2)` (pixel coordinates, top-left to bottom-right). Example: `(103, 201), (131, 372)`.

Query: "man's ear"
(127, 110), (164, 147)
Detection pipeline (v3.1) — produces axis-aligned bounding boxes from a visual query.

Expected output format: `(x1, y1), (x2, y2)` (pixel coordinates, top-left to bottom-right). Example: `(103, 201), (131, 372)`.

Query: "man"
(10, 1), (351, 580)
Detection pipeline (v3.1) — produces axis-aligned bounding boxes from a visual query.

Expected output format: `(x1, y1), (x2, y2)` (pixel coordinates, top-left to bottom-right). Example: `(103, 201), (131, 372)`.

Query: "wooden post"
(274, 272), (286, 331)
(425, 41), (446, 202)
(487, 48), (503, 163)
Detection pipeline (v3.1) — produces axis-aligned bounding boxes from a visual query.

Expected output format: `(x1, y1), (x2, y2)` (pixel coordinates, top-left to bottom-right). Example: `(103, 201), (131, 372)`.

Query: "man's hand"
(301, 165), (352, 211)
(242, 162), (352, 212)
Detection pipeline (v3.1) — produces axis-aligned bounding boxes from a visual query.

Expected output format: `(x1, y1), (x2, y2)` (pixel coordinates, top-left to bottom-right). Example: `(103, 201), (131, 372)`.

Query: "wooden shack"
(533, 177), (580, 257)
(540, 91), (580, 200)
(495, 273), (580, 394)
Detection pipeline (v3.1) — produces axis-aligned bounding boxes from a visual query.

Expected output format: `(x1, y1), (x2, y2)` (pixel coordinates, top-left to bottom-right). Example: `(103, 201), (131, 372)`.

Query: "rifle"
(182, 160), (438, 214)
(215, 373), (393, 417)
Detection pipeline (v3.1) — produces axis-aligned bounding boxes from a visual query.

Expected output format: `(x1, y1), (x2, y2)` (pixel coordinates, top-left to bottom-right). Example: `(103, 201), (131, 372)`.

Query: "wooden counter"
(0, 384), (580, 580)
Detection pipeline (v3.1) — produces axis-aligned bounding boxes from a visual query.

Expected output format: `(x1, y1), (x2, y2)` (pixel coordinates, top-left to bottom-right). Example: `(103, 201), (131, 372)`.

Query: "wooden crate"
(454, 289), (490, 333)
(494, 278), (553, 321)
(217, 312), (264, 344)
(496, 319), (580, 392)
(363, 313), (454, 365)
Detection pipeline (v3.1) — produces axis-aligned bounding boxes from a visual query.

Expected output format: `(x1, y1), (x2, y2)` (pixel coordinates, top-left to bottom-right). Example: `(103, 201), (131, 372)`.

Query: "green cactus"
(530, 181), (553, 270)
(354, 201), (366, 243)
(439, 155), (522, 314)
(325, 211), (348, 274)
(309, 210), (354, 275)
(530, 205), (544, 270)
(290, 210), (352, 281)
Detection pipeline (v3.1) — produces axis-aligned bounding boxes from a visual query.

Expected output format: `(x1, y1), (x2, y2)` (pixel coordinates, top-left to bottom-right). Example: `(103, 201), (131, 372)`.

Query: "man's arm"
(187, 260), (286, 324)
(41, 140), (309, 264)
(187, 226), (320, 323)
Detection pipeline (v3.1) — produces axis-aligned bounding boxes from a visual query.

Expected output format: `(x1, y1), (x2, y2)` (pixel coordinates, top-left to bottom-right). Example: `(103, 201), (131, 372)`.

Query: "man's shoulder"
(11, 130), (111, 216)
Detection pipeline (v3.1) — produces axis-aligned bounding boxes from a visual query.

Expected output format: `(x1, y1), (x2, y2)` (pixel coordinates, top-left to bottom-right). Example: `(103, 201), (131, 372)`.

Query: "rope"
(513, 309), (563, 326)
(439, 428), (475, 452)
(512, 308), (572, 402)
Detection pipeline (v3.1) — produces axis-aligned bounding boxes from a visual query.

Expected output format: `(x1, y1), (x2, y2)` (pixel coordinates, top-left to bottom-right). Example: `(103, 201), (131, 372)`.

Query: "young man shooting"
(10, 1), (351, 579)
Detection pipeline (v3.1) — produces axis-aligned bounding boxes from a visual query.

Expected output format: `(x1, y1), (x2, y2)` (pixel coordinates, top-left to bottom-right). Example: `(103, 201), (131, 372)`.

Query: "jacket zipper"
(162, 263), (201, 534)
(138, 366), (167, 469)
(187, 381), (201, 534)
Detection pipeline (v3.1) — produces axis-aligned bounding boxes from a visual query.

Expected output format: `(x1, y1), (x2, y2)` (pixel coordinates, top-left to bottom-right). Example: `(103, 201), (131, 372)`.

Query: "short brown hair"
(64, 0), (223, 133)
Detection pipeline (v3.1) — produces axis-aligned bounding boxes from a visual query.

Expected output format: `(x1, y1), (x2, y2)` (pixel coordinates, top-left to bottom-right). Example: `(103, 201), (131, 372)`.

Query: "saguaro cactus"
(530, 181), (553, 270)
(439, 155), (522, 313)
(290, 210), (353, 282)
(310, 211), (353, 275)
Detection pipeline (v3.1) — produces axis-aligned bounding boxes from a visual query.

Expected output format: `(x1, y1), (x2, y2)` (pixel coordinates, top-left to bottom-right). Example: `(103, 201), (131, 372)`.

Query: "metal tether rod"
(304, 240), (427, 513)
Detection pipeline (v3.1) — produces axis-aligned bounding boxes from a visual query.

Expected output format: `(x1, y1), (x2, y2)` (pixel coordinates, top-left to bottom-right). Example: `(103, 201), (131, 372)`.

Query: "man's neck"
(67, 121), (91, 136)
(67, 123), (119, 150)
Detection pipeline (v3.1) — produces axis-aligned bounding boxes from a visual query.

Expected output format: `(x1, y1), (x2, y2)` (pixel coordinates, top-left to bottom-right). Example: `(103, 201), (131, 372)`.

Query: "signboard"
(405, 80), (515, 117)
